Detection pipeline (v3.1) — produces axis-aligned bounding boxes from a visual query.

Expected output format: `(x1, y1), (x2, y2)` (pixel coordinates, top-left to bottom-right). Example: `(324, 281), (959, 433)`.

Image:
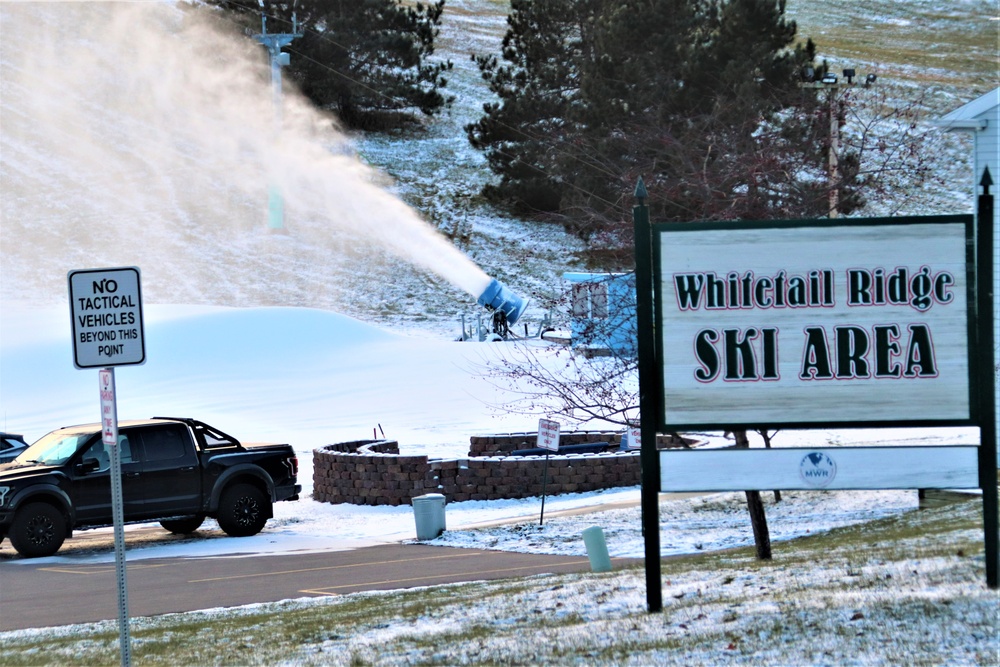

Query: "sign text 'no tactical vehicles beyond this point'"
(68, 267), (146, 369)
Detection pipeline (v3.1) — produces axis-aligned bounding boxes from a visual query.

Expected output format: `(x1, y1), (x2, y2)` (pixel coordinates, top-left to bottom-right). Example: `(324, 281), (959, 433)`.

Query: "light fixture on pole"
(253, 1), (303, 230)
(801, 65), (877, 218)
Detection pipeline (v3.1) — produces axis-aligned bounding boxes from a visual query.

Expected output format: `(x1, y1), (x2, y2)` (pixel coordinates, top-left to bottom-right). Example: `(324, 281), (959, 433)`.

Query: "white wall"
(938, 89), (1000, 467)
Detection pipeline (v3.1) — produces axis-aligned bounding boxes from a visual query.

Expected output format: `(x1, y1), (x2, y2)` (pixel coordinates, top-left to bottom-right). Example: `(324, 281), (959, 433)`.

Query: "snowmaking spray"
(0, 2), (529, 327)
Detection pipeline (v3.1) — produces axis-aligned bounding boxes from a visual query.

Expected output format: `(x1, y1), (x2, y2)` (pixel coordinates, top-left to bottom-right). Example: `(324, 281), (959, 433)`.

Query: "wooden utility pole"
(828, 88), (841, 218)
(802, 70), (875, 218)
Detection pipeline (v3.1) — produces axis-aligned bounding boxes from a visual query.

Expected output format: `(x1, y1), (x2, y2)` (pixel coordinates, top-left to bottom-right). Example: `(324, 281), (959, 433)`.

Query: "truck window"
(82, 434), (135, 469)
(139, 425), (191, 462)
(20, 431), (91, 466)
(118, 434), (135, 463)
(81, 440), (111, 472)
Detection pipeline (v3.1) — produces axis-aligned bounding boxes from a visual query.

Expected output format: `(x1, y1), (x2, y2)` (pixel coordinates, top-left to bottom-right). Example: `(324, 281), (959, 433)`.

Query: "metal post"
(976, 167), (998, 588)
(539, 452), (550, 526)
(266, 42), (285, 230)
(633, 178), (662, 612)
(101, 368), (132, 666)
(254, 11), (301, 230)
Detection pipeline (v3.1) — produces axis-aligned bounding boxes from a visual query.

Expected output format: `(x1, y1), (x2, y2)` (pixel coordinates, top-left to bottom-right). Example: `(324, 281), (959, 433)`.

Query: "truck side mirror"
(76, 457), (100, 474)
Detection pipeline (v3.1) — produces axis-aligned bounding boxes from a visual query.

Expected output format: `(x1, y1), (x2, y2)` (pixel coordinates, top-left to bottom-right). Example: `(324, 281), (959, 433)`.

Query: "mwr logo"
(799, 452), (837, 488)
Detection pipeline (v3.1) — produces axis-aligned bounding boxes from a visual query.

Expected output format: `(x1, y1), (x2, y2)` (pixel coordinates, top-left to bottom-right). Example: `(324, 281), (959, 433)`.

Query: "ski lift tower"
(253, 2), (302, 230)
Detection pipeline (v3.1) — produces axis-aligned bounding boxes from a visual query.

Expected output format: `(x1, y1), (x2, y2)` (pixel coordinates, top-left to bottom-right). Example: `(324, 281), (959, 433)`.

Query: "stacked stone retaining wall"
(468, 430), (690, 457)
(313, 431), (695, 507)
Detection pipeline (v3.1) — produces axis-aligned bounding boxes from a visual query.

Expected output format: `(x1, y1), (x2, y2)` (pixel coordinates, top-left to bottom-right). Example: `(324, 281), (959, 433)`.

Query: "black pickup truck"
(0, 417), (300, 557)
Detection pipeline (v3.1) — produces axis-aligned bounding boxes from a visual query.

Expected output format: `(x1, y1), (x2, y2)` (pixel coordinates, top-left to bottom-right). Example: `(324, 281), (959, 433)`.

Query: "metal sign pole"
(976, 168), (998, 588)
(633, 178), (663, 613)
(539, 452), (550, 526)
(100, 368), (132, 666)
(536, 418), (560, 526)
(69, 267), (143, 667)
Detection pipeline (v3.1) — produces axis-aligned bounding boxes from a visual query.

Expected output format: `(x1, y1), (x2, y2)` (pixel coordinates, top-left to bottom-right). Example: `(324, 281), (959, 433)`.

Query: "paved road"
(0, 543), (640, 631)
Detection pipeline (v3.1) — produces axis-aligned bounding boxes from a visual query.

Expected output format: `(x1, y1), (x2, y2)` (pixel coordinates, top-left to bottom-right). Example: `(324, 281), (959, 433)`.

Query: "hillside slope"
(1, 0), (991, 336)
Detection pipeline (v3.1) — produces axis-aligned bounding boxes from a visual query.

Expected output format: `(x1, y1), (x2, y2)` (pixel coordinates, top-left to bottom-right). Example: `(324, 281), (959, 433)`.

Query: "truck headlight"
(0, 486), (11, 507)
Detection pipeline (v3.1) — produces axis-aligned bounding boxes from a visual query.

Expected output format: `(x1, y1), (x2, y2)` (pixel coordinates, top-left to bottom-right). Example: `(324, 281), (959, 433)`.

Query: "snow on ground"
(0, 304), (981, 568)
(432, 489), (925, 558)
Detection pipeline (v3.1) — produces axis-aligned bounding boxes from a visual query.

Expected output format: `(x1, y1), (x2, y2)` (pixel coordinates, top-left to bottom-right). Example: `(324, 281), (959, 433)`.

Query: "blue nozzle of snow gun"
(476, 278), (529, 327)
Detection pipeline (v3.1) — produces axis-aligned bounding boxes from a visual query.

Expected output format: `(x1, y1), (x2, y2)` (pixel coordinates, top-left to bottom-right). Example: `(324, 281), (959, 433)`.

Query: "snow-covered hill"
(3, 1), (987, 338)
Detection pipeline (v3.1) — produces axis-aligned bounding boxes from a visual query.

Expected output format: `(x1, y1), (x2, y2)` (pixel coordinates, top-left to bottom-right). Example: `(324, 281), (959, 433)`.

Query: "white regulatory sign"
(99, 369), (118, 447)
(68, 266), (145, 369)
(538, 418), (560, 451)
(625, 426), (642, 450)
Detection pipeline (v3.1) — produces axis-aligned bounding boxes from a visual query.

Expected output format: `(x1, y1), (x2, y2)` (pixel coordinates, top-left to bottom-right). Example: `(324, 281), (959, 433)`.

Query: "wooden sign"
(654, 217), (974, 429)
(633, 178), (997, 610)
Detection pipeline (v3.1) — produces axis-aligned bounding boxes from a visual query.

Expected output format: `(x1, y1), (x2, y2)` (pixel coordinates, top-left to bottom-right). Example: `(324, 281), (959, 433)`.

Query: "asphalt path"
(0, 542), (642, 631)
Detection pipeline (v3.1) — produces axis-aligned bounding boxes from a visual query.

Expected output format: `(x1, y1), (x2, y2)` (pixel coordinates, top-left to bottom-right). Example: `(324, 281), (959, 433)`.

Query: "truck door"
(134, 424), (202, 517)
(72, 432), (143, 524)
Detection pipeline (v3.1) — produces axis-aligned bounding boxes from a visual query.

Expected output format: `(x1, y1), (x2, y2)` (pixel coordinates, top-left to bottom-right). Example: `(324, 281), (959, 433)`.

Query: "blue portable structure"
(476, 278), (529, 327)
(562, 272), (636, 356)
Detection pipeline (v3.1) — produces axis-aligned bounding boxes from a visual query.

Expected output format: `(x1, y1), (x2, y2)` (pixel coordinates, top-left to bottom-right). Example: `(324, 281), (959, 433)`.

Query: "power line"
(215, 0), (629, 212)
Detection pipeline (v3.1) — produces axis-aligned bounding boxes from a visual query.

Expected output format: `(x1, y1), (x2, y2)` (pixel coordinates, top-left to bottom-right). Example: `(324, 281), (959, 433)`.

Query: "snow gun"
(476, 278), (529, 328)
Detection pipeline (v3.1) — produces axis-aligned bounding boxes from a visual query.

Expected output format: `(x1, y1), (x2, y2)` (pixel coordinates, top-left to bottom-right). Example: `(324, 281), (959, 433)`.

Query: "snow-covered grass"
(432, 489), (926, 558)
(0, 494), (993, 666)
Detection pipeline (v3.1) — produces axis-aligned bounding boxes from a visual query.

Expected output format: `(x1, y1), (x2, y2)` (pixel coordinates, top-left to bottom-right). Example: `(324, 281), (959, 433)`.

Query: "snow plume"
(0, 2), (491, 307)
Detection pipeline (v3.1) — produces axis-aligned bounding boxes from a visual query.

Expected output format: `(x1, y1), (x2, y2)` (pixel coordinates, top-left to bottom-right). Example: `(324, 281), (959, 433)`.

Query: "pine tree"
(465, 0), (594, 213)
(468, 0), (838, 254)
(215, 0), (453, 131)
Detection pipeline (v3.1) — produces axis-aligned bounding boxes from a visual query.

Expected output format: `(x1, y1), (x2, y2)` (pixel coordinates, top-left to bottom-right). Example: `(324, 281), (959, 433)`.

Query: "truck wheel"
(217, 483), (270, 537)
(9, 503), (67, 558)
(160, 515), (206, 534)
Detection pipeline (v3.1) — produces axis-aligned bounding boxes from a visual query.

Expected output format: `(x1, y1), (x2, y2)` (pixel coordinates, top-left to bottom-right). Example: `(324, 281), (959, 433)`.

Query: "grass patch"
(787, 0), (998, 90)
(2, 496), (994, 666)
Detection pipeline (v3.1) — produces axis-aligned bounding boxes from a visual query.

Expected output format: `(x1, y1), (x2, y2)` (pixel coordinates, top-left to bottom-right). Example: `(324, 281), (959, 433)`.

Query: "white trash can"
(412, 493), (447, 540)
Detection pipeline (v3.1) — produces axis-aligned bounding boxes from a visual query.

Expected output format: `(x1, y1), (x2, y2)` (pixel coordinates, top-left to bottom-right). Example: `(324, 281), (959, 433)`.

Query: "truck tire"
(160, 514), (206, 534)
(9, 502), (67, 558)
(217, 483), (270, 537)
